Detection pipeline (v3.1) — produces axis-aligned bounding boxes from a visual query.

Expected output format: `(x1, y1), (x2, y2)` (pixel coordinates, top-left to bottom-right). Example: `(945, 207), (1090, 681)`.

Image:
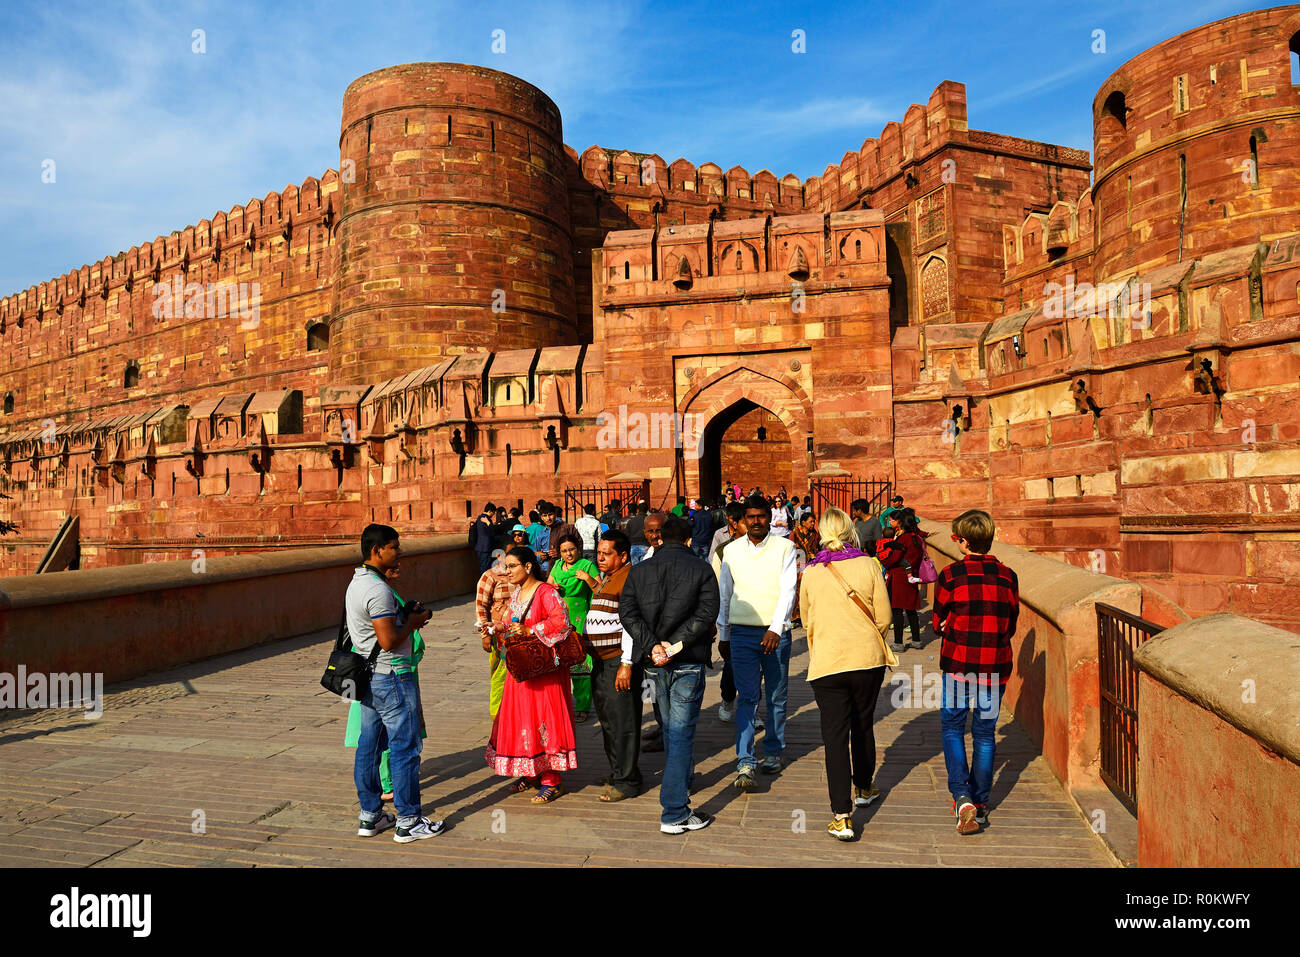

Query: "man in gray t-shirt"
(346, 566), (411, 675)
(348, 524), (443, 844)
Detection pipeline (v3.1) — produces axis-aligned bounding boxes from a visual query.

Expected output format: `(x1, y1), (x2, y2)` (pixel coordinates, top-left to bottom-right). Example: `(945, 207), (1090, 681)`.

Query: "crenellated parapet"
(575, 146), (809, 222)
(0, 171), (341, 336)
(799, 81), (1090, 215)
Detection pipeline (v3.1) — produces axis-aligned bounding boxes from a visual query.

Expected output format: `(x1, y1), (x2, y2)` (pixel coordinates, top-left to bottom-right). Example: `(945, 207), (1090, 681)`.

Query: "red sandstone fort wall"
(0, 172), (340, 440)
(0, 11), (1298, 633)
(333, 63), (578, 385)
(1092, 7), (1300, 279)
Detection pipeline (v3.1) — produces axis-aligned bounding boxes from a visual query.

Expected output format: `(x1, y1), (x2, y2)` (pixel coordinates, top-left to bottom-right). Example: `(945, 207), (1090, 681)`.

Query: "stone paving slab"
(0, 593), (1116, 867)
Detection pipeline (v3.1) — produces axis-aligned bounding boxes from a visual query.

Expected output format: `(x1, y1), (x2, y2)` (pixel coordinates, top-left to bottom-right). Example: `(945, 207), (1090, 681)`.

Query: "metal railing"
(809, 476), (891, 516)
(563, 480), (650, 525)
(1096, 602), (1163, 812)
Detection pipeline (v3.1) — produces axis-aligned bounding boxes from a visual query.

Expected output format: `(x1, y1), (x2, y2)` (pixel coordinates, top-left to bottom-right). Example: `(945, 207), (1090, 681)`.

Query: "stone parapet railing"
(0, 536), (478, 685)
(1134, 614), (1300, 866)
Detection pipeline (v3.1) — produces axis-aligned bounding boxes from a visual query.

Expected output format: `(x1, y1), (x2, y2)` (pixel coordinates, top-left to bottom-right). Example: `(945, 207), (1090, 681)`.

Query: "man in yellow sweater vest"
(716, 495), (798, 790)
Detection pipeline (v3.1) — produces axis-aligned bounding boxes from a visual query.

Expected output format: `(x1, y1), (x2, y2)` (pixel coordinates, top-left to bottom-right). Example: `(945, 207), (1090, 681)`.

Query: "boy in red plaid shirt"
(931, 509), (1019, 835)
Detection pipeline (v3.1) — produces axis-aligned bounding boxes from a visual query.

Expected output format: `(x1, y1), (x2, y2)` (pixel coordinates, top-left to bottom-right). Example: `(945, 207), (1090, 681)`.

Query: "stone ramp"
(0, 594), (1116, 867)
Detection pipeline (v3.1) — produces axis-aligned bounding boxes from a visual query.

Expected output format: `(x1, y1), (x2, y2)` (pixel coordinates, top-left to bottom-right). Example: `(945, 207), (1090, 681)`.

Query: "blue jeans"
(646, 661), (706, 825)
(630, 545), (648, 565)
(355, 671), (423, 826)
(939, 673), (1004, 805)
(730, 624), (791, 770)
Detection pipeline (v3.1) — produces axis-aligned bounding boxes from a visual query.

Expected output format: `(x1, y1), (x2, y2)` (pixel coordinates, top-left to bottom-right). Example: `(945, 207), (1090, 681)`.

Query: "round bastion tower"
(1091, 6), (1300, 279)
(330, 62), (577, 384)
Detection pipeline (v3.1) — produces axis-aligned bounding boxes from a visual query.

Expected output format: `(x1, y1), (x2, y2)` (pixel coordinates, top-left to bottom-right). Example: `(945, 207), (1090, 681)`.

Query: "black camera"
(400, 599), (426, 618)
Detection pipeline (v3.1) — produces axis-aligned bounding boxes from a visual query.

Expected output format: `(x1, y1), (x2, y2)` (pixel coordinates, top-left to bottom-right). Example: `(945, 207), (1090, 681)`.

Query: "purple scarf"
(806, 544), (866, 567)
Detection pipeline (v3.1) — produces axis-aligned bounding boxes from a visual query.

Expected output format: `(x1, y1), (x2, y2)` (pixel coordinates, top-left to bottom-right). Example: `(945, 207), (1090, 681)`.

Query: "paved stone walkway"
(0, 594), (1116, 867)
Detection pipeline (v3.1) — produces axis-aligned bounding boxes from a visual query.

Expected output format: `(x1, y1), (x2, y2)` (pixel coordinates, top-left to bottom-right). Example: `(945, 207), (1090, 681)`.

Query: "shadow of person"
(858, 701), (942, 828)
(996, 624), (1046, 807)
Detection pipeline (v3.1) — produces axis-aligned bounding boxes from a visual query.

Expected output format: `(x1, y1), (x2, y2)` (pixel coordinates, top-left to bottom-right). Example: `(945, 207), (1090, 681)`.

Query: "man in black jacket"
(472, 503), (497, 573)
(620, 515), (719, 834)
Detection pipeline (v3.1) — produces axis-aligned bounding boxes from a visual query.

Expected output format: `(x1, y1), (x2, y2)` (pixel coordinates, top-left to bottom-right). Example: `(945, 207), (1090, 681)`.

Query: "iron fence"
(809, 476), (892, 516)
(1096, 602), (1163, 812)
(563, 480), (650, 525)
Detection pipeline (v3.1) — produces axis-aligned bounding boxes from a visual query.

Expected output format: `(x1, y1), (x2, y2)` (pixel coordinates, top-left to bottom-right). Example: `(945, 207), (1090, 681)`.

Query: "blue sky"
(0, 0), (1269, 296)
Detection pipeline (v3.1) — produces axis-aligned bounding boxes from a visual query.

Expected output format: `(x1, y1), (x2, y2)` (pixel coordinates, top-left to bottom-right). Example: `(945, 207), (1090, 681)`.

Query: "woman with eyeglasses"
(485, 544), (579, 804)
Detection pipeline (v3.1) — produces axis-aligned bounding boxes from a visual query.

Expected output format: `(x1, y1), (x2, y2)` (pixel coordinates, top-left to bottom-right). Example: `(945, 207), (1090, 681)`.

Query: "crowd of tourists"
(336, 485), (1020, 844)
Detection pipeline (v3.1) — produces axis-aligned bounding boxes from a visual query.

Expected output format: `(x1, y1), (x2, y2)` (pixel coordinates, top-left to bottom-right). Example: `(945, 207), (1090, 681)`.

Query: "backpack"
(468, 519), (478, 548)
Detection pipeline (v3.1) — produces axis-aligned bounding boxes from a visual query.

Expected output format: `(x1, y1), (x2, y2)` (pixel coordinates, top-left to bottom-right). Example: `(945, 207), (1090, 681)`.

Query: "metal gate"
(809, 476), (891, 516)
(563, 480), (649, 525)
(1096, 602), (1163, 812)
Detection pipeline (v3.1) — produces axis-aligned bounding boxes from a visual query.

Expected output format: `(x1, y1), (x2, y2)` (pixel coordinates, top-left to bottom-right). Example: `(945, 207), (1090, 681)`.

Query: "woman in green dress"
(547, 530), (599, 722)
(344, 565), (426, 798)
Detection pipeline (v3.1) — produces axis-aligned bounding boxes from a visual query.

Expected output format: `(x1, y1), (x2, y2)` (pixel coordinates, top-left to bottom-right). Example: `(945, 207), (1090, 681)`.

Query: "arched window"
(306, 321), (329, 351)
(3, 392), (12, 414)
(735, 250), (743, 271)
(623, 261), (629, 279)
(124, 362), (139, 388)
(1290, 31), (1300, 84)
(1249, 135), (1260, 189)
(1102, 90), (1127, 131)
(855, 239), (862, 259)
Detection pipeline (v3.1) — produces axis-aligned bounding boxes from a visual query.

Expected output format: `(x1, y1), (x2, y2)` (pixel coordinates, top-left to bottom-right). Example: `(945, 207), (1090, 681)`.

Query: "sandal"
(531, 784), (564, 804)
(508, 777), (537, 794)
(576, 711), (590, 724)
(599, 787), (634, 802)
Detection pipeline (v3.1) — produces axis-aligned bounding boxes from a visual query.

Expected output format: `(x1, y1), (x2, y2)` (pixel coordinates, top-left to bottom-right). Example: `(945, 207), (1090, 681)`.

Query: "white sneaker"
(661, 811), (714, 834)
(357, 811), (395, 837)
(394, 815), (446, 843)
(718, 701), (734, 723)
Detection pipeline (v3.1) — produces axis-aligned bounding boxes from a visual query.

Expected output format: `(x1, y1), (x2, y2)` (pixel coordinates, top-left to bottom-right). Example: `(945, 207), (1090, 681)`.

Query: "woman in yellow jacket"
(798, 506), (895, 841)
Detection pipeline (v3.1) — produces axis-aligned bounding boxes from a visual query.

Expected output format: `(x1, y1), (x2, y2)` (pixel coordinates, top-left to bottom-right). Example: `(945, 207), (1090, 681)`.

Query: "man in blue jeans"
(347, 524), (446, 843)
(716, 495), (798, 790)
(620, 515), (720, 834)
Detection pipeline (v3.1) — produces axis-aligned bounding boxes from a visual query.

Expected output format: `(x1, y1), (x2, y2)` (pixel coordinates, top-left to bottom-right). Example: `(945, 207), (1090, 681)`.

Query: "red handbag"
(502, 589), (586, 682)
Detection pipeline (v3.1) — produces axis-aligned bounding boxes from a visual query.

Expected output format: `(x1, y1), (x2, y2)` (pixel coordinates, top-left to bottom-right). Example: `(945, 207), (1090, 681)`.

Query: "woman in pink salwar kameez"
(485, 545), (579, 804)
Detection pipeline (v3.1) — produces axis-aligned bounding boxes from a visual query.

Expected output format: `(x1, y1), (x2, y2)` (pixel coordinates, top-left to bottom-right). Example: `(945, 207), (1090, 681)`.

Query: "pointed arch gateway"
(677, 364), (814, 500)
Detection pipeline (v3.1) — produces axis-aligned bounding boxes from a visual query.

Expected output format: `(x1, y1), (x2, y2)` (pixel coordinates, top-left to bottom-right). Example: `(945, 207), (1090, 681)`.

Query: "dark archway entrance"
(885, 223), (912, 330)
(698, 398), (793, 500)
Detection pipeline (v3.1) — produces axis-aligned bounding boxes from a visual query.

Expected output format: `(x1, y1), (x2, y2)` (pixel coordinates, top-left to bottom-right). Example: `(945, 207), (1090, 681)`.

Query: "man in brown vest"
(585, 528), (642, 802)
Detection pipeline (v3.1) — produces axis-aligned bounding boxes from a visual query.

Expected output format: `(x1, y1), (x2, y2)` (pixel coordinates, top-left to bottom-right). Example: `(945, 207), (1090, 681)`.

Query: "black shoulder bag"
(320, 615), (381, 700)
